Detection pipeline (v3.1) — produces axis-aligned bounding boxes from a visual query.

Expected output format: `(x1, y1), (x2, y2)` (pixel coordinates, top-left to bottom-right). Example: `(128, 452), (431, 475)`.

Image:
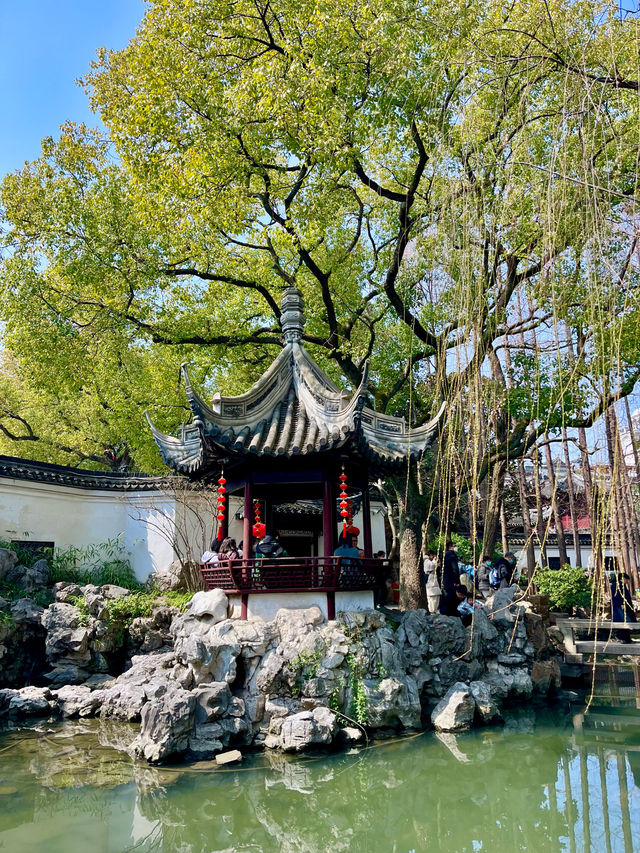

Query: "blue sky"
(0, 0), (145, 178)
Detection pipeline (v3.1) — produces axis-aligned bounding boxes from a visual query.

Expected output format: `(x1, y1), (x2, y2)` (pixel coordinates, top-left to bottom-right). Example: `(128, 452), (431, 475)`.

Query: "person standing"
(476, 558), (492, 599)
(423, 550), (441, 614)
(491, 552), (517, 589)
(442, 541), (460, 595)
(610, 571), (637, 643)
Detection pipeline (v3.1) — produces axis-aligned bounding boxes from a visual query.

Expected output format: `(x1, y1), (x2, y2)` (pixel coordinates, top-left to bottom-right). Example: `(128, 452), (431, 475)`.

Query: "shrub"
(47, 538), (140, 590)
(534, 566), (593, 612)
(162, 591), (193, 613)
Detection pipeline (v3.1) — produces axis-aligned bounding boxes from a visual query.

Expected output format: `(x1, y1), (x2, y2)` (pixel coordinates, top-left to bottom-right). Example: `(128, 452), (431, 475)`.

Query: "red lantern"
(252, 501), (265, 540)
(339, 464), (350, 535)
(216, 472), (226, 541)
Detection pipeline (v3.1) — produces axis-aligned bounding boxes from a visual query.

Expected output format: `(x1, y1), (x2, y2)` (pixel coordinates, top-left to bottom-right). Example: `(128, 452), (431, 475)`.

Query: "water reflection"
(0, 703), (638, 853)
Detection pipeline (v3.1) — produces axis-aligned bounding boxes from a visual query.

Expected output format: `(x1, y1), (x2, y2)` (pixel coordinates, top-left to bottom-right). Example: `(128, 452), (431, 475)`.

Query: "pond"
(0, 696), (639, 853)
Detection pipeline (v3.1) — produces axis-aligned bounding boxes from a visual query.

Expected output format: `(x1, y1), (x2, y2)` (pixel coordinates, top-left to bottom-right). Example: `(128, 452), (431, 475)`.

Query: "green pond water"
(0, 699), (639, 853)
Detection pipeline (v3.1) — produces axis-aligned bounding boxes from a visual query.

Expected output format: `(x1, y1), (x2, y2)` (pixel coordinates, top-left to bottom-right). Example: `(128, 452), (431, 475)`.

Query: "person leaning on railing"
(334, 532), (361, 584)
(218, 537), (240, 561)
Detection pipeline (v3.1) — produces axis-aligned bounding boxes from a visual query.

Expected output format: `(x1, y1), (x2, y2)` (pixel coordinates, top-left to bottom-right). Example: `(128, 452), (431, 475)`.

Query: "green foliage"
(346, 653), (368, 726)
(0, 609), (15, 628)
(0, 580), (51, 608)
(162, 591), (193, 613)
(0, 0), (637, 476)
(68, 594), (91, 627)
(0, 539), (49, 569)
(290, 648), (324, 679)
(104, 592), (155, 625)
(47, 538), (140, 589)
(534, 566), (593, 613)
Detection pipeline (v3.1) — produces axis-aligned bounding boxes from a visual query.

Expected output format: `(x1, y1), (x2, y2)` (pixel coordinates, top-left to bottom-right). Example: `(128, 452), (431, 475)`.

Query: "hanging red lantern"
(252, 500), (265, 540)
(216, 472), (226, 540)
(339, 464), (350, 536)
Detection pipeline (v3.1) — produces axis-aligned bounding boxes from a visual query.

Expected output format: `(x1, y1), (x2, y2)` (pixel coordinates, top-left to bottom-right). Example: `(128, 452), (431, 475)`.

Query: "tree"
(1, 0), (639, 605)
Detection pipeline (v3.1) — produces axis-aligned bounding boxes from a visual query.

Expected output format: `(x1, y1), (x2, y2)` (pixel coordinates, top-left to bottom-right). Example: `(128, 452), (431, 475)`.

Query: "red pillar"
(362, 480), (373, 558)
(323, 473), (335, 557)
(243, 478), (252, 559)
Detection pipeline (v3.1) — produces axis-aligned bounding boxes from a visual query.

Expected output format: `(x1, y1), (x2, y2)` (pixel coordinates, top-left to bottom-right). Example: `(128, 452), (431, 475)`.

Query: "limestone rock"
(469, 680), (502, 723)
(101, 585), (131, 599)
(100, 652), (176, 721)
(54, 583), (82, 603)
(10, 598), (44, 625)
(131, 688), (196, 763)
(53, 685), (103, 718)
(426, 615), (467, 657)
(279, 706), (337, 752)
(44, 664), (91, 686)
(193, 683), (232, 722)
(5, 558), (49, 592)
(431, 682), (475, 732)
(215, 749), (242, 765)
(186, 589), (229, 623)
(148, 559), (198, 592)
(466, 608), (503, 658)
(7, 686), (56, 718)
(337, 726), (365, 744)
(531, 659), (561, 695)
(0, 548), (18, 581)
(487, 586), (517, 629)
(362, 676), (421, 729)
(173, 616), (240, 685)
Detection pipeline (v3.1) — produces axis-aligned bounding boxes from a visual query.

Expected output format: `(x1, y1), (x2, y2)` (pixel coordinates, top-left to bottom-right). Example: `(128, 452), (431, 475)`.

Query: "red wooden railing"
(200, 556), (386, 594)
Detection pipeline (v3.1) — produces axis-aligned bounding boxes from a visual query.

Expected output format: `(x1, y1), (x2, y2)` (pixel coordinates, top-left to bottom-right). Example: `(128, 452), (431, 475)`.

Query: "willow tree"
(1, 0), (639, 606)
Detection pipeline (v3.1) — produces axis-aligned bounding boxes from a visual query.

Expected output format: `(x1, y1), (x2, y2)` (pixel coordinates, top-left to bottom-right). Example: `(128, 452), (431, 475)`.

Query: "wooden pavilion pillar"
(362, 476), (373, 558)
(241, 477), (252, 620)
(323, 472), (335, 557)
(323, 469), (336, 620)
(243, 477), (253, 556)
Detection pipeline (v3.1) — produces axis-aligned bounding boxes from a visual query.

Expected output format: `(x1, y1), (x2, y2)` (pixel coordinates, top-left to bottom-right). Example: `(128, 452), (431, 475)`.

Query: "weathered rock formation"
(0, 584), (541, 763)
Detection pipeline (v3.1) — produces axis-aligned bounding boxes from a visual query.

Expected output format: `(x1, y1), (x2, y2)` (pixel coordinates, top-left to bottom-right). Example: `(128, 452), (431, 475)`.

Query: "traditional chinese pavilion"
(148, 288), (444, 619)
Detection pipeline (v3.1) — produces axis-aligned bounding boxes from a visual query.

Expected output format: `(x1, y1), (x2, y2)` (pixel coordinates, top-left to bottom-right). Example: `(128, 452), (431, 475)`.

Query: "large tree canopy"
(1, 0), (639, 599)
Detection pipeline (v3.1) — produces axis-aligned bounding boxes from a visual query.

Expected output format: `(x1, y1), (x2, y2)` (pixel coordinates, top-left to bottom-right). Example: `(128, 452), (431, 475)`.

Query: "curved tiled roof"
(0, 455), (161, 491)
(148, 287), (446, 476)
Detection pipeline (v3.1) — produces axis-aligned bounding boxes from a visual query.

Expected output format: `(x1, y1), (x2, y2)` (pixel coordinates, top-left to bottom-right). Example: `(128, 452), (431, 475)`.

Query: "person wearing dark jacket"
(610, 571), (637, 642)
(255, 533), (284, 559)
(442, 541), (460, 594)
(491, 552), (517, 588)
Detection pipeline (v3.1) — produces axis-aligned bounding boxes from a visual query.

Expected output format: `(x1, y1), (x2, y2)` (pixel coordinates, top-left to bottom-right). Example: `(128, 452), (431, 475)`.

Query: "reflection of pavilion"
(149, 287), (444, 619)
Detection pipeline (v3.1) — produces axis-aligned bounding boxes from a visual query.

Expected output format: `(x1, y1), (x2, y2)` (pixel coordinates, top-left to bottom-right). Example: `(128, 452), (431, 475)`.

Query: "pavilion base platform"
(227, 590), (374, 621)
(200, 557), (384, 621)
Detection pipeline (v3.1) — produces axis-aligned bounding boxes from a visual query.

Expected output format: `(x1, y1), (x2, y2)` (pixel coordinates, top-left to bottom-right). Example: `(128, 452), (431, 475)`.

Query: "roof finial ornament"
(280, 286), (306, 344)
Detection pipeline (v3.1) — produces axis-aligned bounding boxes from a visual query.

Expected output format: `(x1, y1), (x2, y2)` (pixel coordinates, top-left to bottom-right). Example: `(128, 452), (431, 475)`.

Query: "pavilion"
(148, 287), (444, 618)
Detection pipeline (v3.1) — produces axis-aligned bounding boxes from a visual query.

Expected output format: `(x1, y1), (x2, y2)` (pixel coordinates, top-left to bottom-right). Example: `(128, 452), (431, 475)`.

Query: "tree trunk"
(516, 458), (536, 576)
(482, 459), (507, 559)
(394, 470), (428, 610)
(562, 428), (583, 567)
(543, 436), (568, 566)
(568, 325), (601, 578)
(500, 500), (509, 556)
(605, 406), (633, 580)
(532, 446), (548, 567)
